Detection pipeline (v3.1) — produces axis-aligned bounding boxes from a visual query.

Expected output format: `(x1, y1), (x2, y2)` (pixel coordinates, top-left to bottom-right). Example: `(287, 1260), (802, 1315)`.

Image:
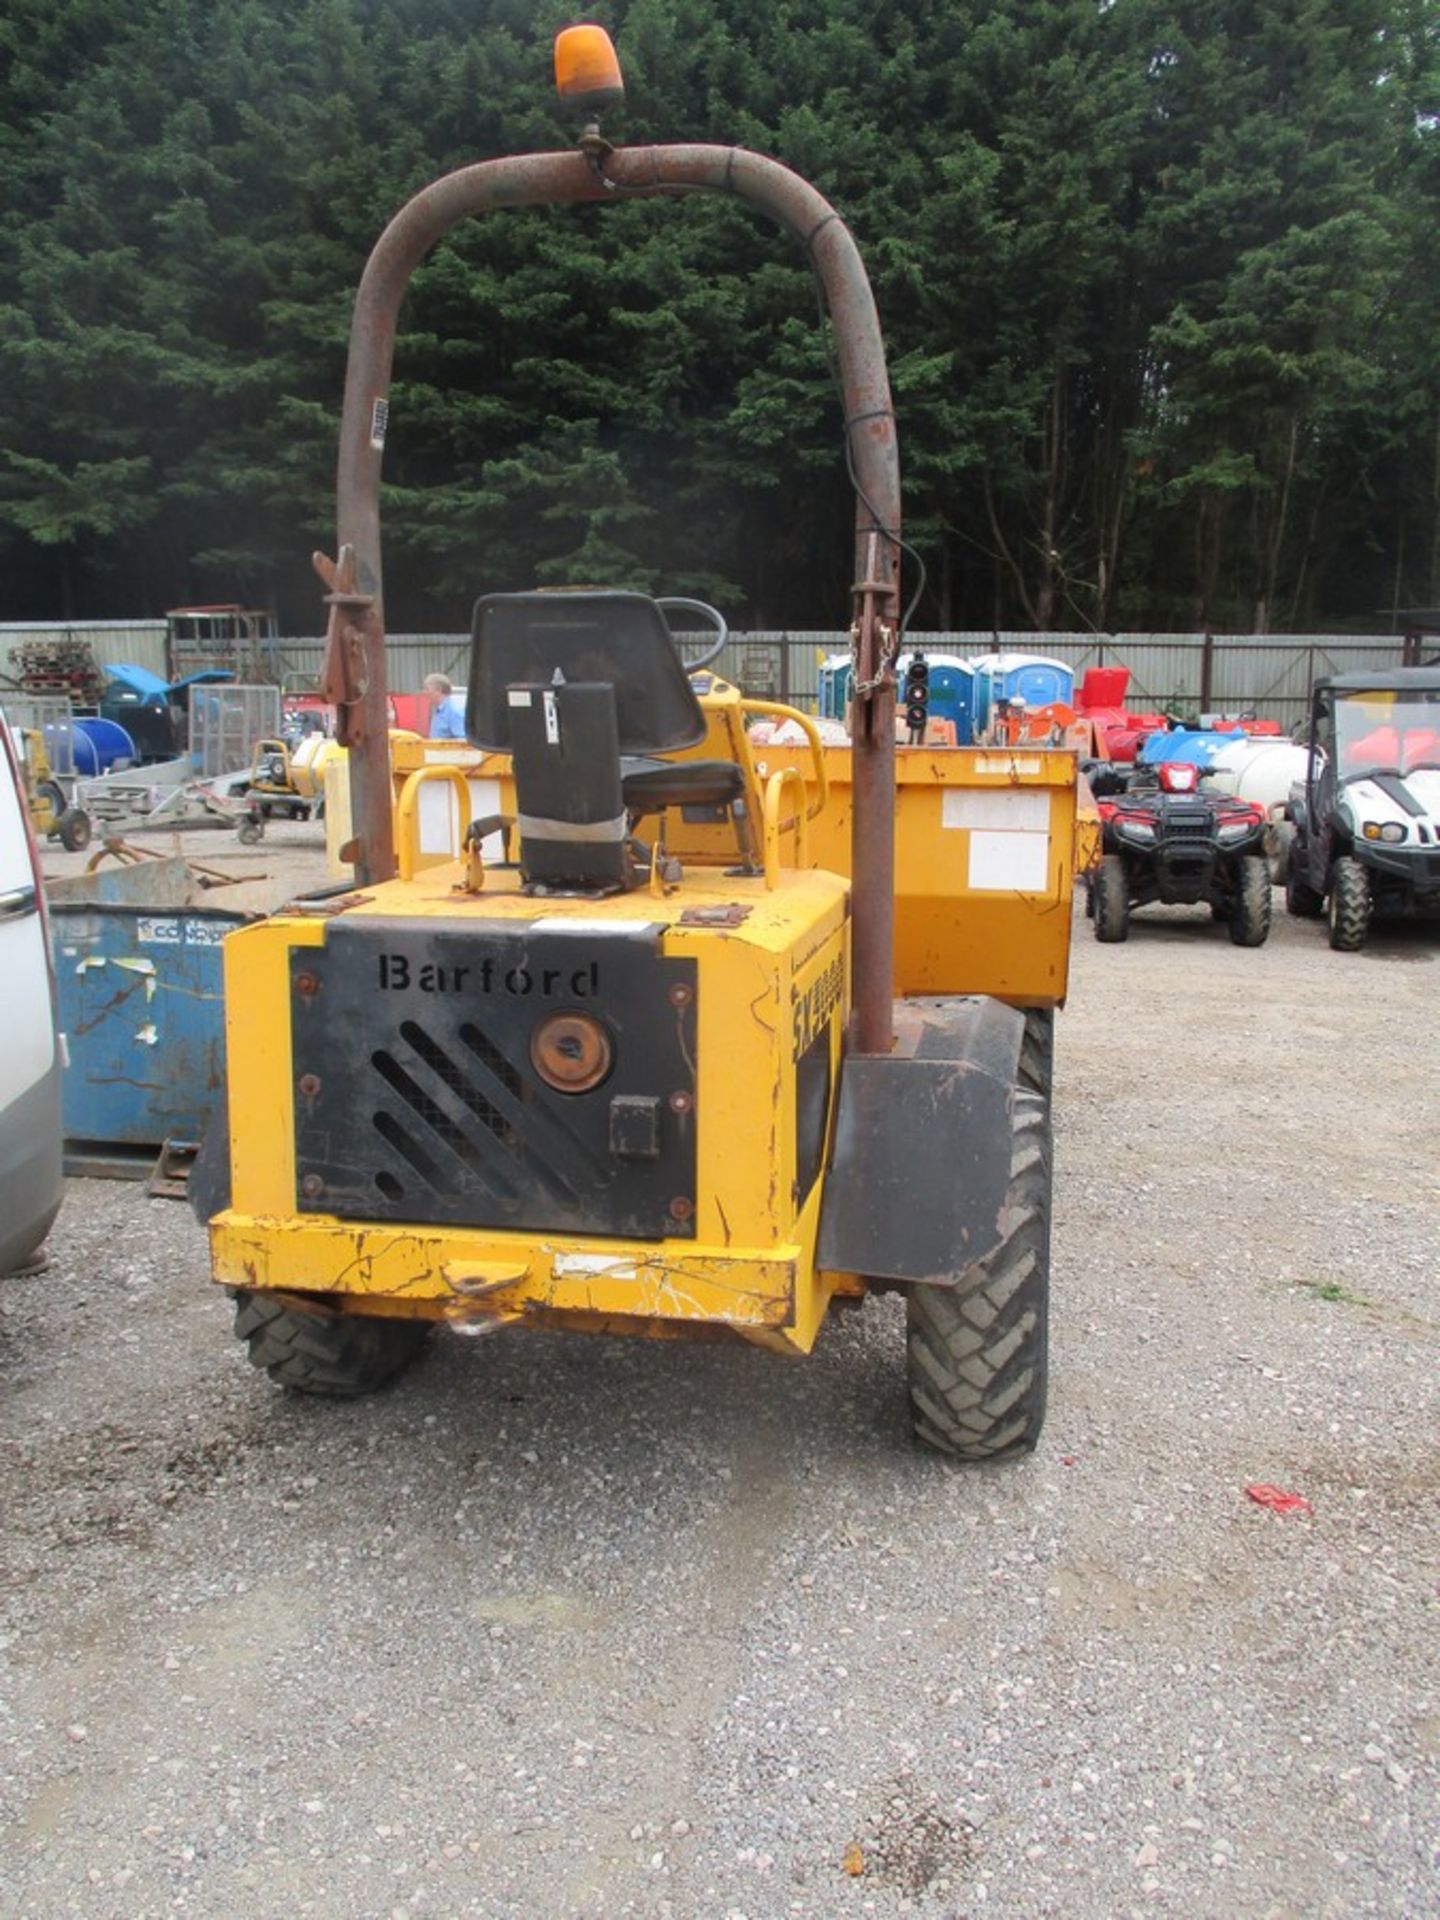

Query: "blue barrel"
(72, 716), (138, 776)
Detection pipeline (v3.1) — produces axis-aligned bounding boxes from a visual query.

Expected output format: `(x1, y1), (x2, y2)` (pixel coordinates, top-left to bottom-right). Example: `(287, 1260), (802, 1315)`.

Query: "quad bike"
(1285, 669), (1440, 951)
(1088, 759), (1270, 946)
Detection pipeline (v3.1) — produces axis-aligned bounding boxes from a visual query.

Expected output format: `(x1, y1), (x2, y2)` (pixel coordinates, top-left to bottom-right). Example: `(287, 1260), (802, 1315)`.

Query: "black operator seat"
(466, 589), (742, 812)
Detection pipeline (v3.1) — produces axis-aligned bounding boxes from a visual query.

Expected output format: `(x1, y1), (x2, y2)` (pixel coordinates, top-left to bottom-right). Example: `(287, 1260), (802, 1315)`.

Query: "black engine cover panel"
(290, 919), (696, 1239)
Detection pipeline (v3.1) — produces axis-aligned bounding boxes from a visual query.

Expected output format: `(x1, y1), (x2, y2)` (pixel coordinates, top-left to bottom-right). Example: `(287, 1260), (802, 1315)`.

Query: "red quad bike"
(1088, 760), (1271, 946)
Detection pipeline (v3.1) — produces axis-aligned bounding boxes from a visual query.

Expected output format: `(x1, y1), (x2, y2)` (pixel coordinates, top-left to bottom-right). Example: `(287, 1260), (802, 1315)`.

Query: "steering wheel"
(657, 596), (729, 674)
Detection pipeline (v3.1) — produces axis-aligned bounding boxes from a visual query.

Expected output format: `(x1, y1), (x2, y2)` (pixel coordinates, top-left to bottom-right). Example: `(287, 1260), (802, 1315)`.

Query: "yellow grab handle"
(395, 764), (473, 880)
(741, 698), (830, 821)
(761, 766), (809, 889)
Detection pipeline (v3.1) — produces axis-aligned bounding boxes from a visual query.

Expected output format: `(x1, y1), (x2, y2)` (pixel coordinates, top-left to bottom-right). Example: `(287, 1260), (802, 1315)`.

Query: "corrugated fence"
(2, 622), (1414, 728)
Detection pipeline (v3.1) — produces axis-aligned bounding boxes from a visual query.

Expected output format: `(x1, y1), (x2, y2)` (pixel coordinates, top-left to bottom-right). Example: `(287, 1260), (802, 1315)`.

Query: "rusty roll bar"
(319, 143), (900, 1053)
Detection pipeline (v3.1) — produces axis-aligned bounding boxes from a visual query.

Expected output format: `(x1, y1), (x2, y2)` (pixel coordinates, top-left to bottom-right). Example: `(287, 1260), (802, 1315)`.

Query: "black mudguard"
(816, 996), (1024, 1286)
(188, 1090), (231, 1227)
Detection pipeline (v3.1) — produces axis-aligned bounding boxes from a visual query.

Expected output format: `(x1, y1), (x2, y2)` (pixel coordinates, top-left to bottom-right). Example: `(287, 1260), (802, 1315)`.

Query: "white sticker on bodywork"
(942, 789), (1051, 833)
(968, 830), (1050, 892)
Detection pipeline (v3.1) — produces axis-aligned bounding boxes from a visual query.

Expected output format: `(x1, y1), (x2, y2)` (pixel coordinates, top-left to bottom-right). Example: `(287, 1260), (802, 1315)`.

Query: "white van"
(0, 716), (63, 1271)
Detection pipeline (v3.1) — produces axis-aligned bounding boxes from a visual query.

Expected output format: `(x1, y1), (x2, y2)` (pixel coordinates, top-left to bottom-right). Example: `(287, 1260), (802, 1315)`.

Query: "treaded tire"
(1266, 821), (1295, 885)
(1285, 848), (1324, 918)
(233, 1291), (429, 1397)
(1229, 855), (1271, 947)
(905, 1090), (1050, 1462)
(1019, 1008), (1054, 1101)
(1327, 856), (1371, 952)
(1092, 855), (1129, 943)
(58, 807), (92, 852)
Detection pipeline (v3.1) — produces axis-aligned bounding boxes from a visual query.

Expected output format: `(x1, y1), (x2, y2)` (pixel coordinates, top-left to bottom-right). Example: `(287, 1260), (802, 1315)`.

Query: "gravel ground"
(2, 877), (1438, 1919)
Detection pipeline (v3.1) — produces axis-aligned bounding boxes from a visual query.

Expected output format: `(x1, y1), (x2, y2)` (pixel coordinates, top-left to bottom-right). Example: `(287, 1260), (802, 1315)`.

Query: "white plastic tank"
(1206, 737), (1311, 811)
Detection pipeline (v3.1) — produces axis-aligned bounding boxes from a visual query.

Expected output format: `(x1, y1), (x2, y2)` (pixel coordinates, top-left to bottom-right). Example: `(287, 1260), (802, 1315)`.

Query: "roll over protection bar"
(319, 142), (901, 1053)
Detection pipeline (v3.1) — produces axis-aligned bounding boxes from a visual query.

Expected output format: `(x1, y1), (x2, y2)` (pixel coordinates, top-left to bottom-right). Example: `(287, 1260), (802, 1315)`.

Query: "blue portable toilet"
(817, 650), (976, 741)
(817, 653), (852, 722)
(971, 652), (1075, 732)
(901, 653), (975, 742)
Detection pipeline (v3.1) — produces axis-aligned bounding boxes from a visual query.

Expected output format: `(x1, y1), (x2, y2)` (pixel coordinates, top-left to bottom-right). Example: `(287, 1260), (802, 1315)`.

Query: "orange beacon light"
(554, 25), (625, 115)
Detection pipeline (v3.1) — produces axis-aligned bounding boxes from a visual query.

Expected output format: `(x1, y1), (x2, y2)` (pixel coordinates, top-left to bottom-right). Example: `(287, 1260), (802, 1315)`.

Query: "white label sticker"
(542, 689), (560, 744)
(507, 691), (533, 709)
(942, 789), (1051, 833)
(370, 397), (389, 450)
(968, 830), (1051, 892)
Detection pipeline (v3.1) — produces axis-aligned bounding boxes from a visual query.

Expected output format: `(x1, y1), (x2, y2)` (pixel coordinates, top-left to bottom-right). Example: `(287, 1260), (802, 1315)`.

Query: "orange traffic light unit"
(554, 24), (625, 115)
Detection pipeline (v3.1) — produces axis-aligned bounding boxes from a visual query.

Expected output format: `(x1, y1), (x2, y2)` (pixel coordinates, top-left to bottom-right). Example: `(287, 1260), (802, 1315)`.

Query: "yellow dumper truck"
(195, 28), (1081, 1460)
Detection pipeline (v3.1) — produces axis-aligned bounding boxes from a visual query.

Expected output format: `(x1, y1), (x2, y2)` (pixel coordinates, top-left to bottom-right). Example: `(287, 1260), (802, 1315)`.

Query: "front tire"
(233, 1291), (429, 1397)
(1229, 855), (1271, 947)
(1327, 856), (1371, 952)
(905, 1087), (1050, 1462)
(58, 807), (92, 852)
(1092, 855), (1129, 943)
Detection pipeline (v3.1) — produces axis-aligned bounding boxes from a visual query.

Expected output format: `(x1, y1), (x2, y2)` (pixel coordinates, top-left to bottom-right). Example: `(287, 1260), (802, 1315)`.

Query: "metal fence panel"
(0, 621), (169, 686)
(267, 627), (1413, 720)
(190, 685), (281, 778)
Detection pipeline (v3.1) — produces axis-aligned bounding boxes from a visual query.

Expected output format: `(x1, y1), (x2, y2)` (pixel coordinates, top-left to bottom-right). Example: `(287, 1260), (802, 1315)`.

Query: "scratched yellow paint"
(216, 723), (1081, 1349)
(752, 743), (1082, 1006)
(211, 858), (852, 1351)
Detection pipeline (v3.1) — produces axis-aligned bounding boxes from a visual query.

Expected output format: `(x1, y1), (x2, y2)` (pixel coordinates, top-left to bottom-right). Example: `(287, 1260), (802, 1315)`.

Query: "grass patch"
(1294, 1277), (1374, 1308)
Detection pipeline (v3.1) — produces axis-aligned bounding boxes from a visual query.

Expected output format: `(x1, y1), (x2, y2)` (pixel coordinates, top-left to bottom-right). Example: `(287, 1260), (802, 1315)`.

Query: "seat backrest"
(466, 591), (706, 754)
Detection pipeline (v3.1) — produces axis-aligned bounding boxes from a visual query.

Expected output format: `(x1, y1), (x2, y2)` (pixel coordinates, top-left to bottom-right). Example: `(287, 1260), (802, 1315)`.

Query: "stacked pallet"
(14, 638), (104, 706)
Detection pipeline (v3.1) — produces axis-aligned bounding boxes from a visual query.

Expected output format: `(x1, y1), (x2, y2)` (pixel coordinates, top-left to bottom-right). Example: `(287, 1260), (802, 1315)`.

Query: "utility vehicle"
(1285, 669), (1440, 951)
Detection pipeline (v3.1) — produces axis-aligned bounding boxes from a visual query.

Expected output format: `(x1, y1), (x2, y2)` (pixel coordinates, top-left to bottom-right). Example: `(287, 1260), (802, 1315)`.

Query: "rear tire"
(233, 1291), (429, 1397)
(1327, 856), (1371, 952)
(905, 1089), (1050, 1462)
(1092, 855), (1129, 943)
(1018, 1008), (1054, 1103)
(1229, 855), (1271, 947)
(1266, 821), (1295, 885)
(1285, 847), (1324, 918)
(37, 780), (67, 832)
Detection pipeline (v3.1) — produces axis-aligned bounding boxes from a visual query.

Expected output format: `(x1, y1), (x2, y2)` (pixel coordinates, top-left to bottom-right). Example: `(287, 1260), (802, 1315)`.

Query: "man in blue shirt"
(425, 673), (467, 740)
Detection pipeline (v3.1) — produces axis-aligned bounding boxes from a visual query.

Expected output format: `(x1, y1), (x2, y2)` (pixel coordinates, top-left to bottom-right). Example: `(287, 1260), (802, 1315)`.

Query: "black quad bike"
(1285, 668), (1440, 952)
(1088, 759), (1271, 945)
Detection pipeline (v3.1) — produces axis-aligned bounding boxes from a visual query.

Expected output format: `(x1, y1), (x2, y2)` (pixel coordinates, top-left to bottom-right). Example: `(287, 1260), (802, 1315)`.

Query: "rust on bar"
(327, 141), (900, 1049)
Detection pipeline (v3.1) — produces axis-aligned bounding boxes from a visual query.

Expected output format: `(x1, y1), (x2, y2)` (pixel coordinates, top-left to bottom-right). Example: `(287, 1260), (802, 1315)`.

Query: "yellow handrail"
(741, 698), (830, 821)
(761, 766), (809, 888)
(395, 764), (473, 880)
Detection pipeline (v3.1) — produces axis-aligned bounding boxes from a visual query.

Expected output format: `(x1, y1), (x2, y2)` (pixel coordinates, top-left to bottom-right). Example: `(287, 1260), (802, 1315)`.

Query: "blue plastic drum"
(72, 716), (138, 776)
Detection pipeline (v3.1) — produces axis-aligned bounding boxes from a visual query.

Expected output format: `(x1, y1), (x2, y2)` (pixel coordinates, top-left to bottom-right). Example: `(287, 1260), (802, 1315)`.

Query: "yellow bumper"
(210, 1211), (847, 1353)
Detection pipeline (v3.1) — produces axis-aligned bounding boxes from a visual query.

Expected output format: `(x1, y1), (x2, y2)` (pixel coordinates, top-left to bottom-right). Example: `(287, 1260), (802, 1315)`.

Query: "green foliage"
(0, 0), (1436, 632)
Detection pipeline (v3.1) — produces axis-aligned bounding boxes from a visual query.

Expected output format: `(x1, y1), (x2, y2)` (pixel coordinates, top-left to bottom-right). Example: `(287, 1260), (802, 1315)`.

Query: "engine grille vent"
(290, 921), (697, 1239)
